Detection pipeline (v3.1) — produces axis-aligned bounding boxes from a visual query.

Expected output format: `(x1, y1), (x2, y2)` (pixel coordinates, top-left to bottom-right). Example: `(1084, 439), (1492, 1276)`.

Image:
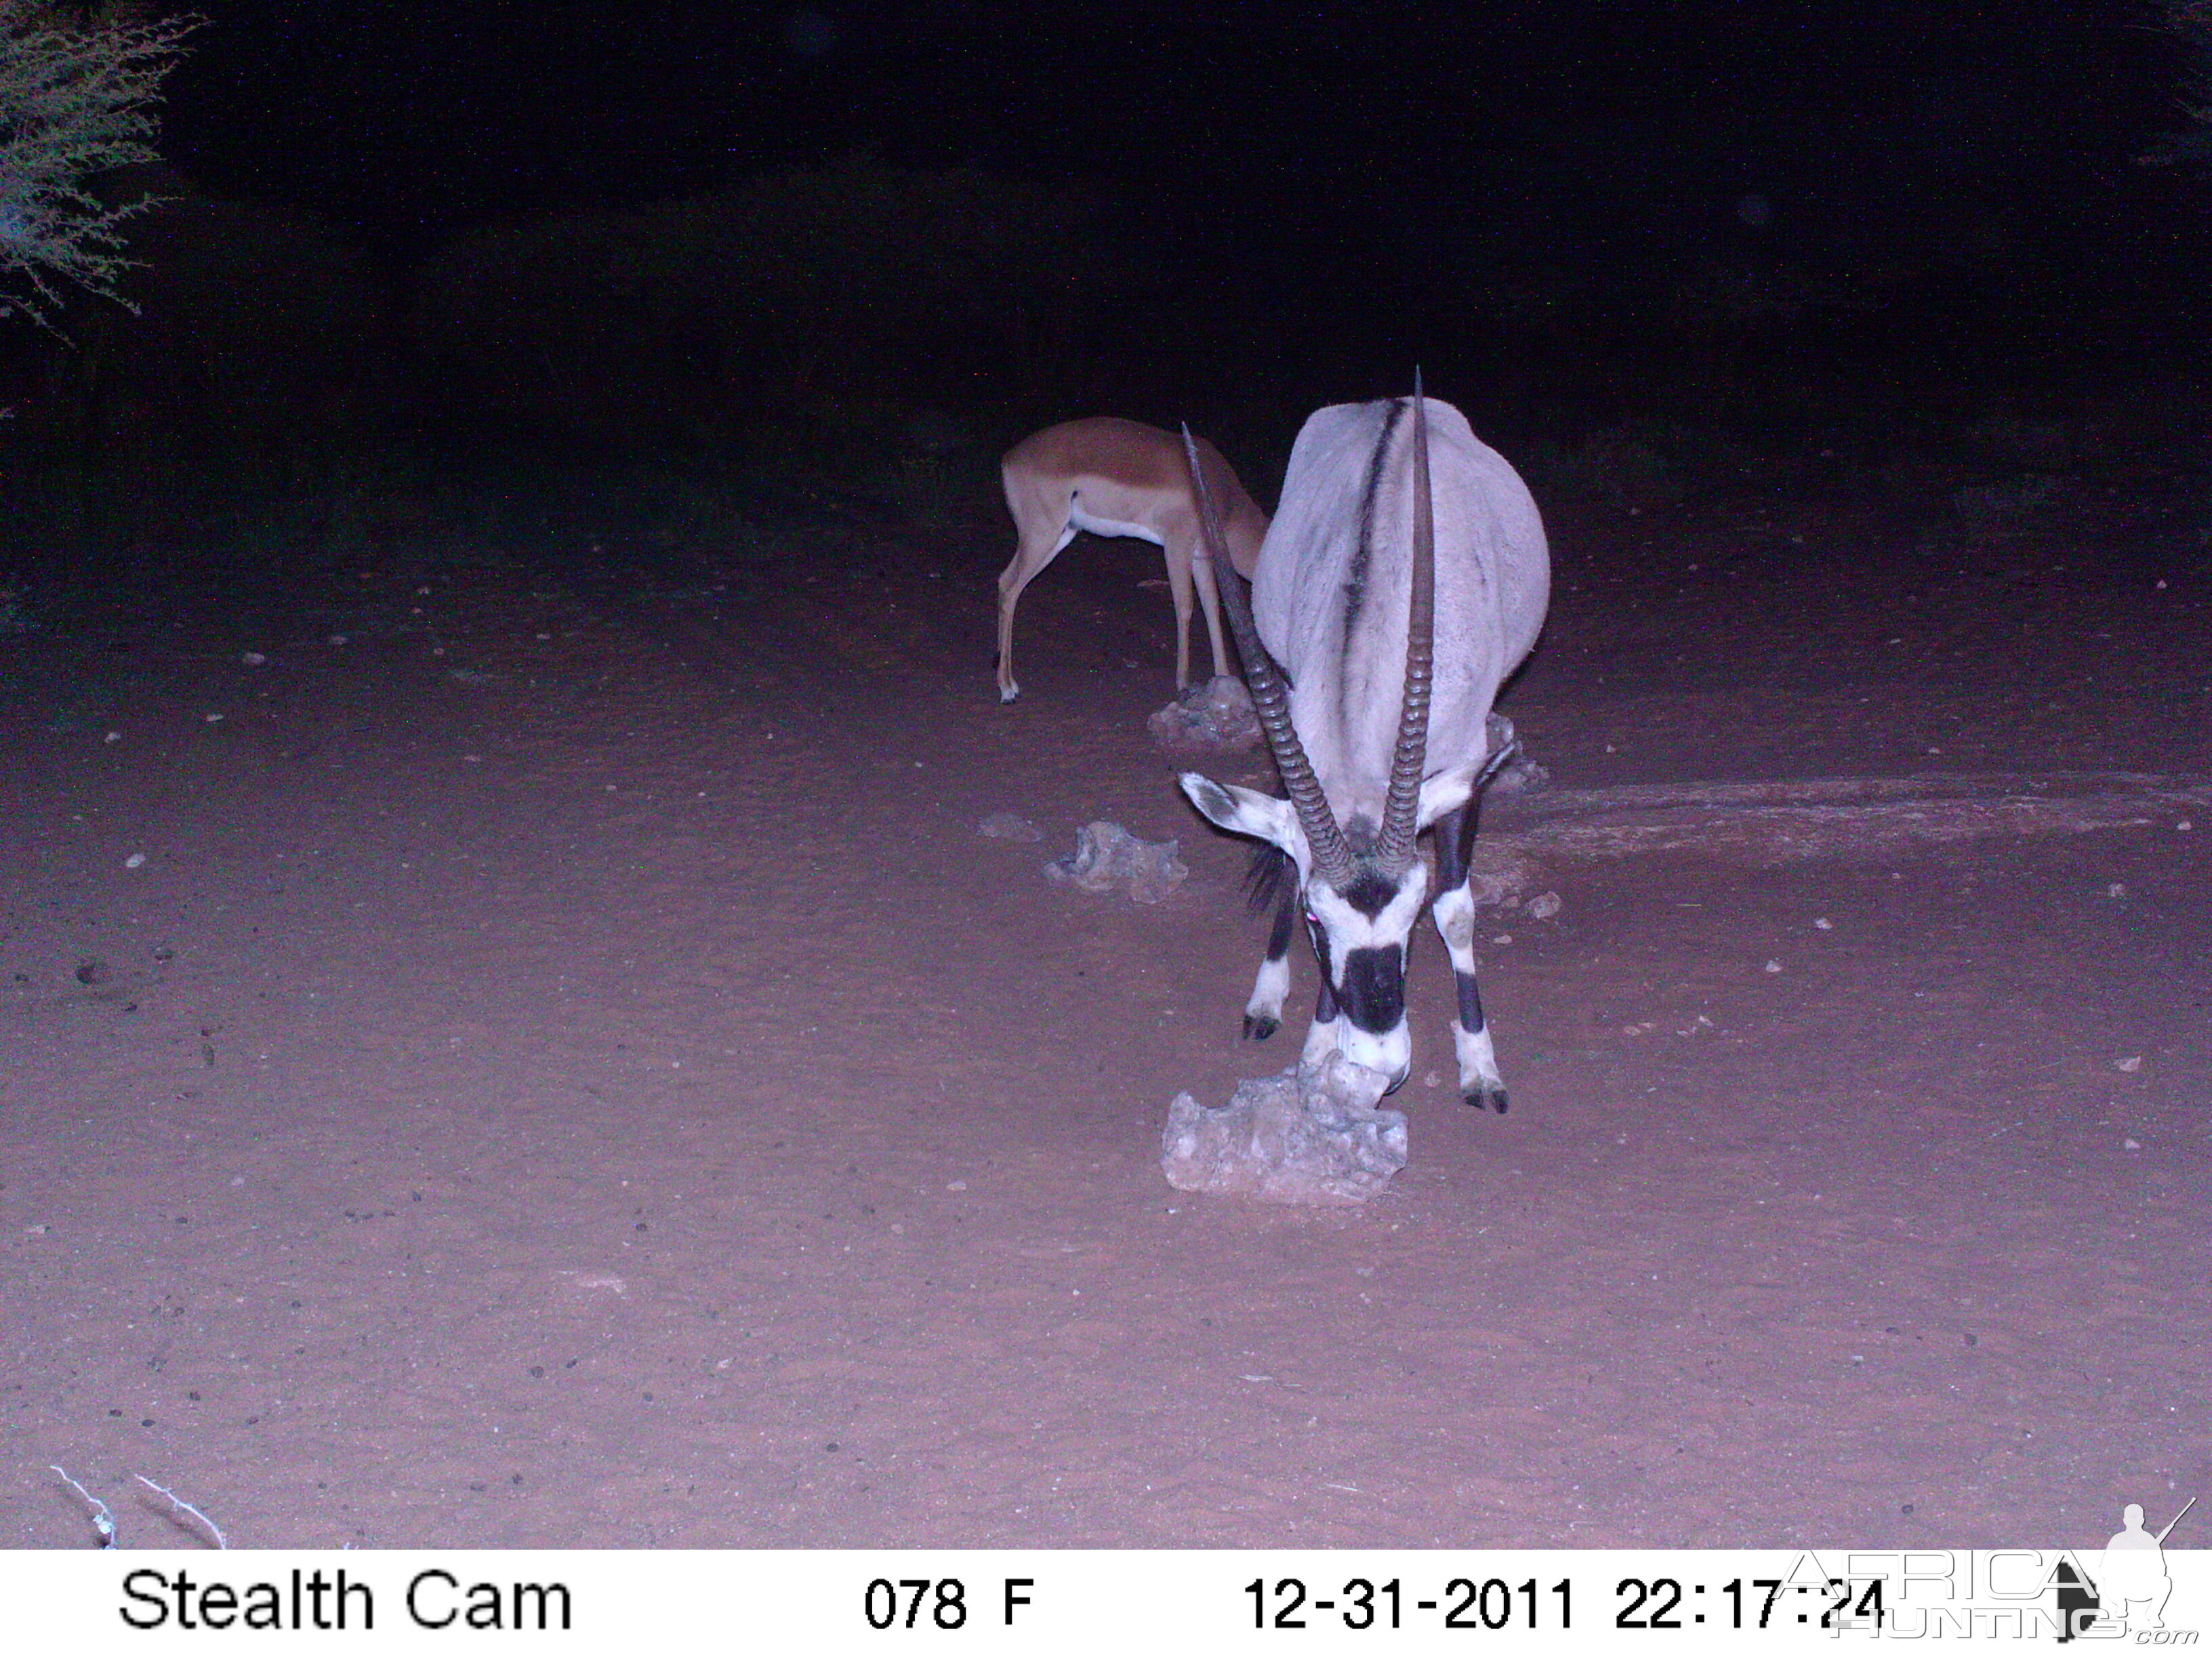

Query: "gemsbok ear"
(1179, 773), (1302, 856)
(1416, 762), (1483, 830)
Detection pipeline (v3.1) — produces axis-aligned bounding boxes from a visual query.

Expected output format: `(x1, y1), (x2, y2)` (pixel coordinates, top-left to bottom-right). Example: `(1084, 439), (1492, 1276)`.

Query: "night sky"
(163, 2), (2199, 291)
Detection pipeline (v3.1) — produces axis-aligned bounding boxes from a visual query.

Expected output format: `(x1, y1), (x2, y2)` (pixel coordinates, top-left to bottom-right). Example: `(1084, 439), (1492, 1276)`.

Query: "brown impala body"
(1179, 384), (1550, 1109)
(995, 417), (1268, 703)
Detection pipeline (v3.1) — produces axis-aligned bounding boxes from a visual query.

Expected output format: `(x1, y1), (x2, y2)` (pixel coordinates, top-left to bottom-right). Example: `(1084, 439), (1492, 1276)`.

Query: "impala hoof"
(1242, 1014), (1279, 1041)
(998, 685), (1020, 705)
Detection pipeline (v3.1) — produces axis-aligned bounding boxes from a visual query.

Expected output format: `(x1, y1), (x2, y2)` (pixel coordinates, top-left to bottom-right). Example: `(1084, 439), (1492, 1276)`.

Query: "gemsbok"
(1179, 382), (1550, 1110)
(996, 417), (1269, 703)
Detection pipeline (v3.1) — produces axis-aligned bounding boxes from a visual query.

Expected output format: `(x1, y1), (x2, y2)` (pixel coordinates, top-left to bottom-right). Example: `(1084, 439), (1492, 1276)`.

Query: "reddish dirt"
(3, 465), (2207, 1549)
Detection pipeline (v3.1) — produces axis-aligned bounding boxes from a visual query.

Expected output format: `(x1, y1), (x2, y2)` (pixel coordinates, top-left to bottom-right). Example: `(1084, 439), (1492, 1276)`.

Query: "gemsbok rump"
(1179, 384), (1550, 1110)
(996, 417), (1269, 703)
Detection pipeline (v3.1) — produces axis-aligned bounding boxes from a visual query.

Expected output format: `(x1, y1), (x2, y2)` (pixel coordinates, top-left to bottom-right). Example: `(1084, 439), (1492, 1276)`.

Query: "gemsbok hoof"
(1242, 1014), (1279, 1041)
(1465, 1080), (1510, 1115)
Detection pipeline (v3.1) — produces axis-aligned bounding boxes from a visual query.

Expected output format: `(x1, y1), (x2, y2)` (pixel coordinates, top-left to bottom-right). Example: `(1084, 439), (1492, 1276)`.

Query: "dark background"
(5, 0), (2210, 560)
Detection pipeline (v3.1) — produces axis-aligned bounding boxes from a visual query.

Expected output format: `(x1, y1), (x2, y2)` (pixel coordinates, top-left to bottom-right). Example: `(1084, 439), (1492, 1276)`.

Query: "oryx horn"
(1181, 424), (1355, 886)
(1375, 372), (1436, 872)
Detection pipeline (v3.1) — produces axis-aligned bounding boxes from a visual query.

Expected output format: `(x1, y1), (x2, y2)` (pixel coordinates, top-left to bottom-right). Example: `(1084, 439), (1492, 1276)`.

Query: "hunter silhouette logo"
(2056, 1495), (2196, 1641)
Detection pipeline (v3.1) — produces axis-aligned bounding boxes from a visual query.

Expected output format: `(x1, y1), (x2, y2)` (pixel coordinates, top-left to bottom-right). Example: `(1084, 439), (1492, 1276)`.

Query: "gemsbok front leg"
(1428, 800), (1509, 1112)
(1241, 848), (1298, 1040)
(1299, 963), (1347, 1071)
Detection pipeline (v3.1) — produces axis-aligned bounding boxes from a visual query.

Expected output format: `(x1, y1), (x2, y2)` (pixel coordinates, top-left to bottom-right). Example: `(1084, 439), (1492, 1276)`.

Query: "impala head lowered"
(1176, 387), (1441, 1091)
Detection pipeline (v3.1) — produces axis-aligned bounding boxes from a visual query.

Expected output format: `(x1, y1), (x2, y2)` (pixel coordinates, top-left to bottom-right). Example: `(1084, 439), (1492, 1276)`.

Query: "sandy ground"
(2, 457), (2207, 1550)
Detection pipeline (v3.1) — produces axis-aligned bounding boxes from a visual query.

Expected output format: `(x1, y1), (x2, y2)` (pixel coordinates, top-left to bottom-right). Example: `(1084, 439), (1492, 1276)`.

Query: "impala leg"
(994, 513), (1078, 703)
(1164, 539), (1198, 692)
(1187, 535), (1232, 684)
(1431, 802), (1509, 1113)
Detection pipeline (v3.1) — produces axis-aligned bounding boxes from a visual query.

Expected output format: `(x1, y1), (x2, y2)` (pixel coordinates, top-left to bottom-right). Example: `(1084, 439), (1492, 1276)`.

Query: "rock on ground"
(1044, 821), (1188, 903)
(1148, 675), (1262, 757)
(1483, 711), (1549, 796)
(1162, 1055), (1410, 1206)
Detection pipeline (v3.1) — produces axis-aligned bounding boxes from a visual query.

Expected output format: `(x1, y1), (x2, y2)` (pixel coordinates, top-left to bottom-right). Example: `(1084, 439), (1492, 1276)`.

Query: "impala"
(995, 417), (1269, 703)
(1179, 383), (1550, 1110)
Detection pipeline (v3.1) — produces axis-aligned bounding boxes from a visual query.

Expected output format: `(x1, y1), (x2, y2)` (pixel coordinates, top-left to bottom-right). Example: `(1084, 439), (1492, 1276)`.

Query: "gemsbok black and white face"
(1178, 787), (1434, 1090)
(1179, 382), (1551, 1109)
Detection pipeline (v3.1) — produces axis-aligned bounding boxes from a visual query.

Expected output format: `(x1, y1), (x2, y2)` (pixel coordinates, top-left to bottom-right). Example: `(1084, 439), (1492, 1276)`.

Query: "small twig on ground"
(135, 1474), (228, 1549)
(49, 1465), (117, 1548)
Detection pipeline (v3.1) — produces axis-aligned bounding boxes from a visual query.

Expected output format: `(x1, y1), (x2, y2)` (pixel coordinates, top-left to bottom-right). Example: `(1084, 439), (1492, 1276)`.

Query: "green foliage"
(0, 3), (198, 329)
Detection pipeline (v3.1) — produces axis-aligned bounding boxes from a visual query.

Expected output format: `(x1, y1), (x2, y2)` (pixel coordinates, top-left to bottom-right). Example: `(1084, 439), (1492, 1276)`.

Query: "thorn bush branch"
(49, 1464), (117, 1547)
(136, 1473), (228, 1549)
(0, 3), (201, 329)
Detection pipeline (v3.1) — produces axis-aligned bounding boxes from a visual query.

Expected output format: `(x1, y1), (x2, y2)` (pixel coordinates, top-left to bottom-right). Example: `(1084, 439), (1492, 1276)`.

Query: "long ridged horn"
(1182, 424), (1354, 887)
(1375, 374), (1435, 872)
